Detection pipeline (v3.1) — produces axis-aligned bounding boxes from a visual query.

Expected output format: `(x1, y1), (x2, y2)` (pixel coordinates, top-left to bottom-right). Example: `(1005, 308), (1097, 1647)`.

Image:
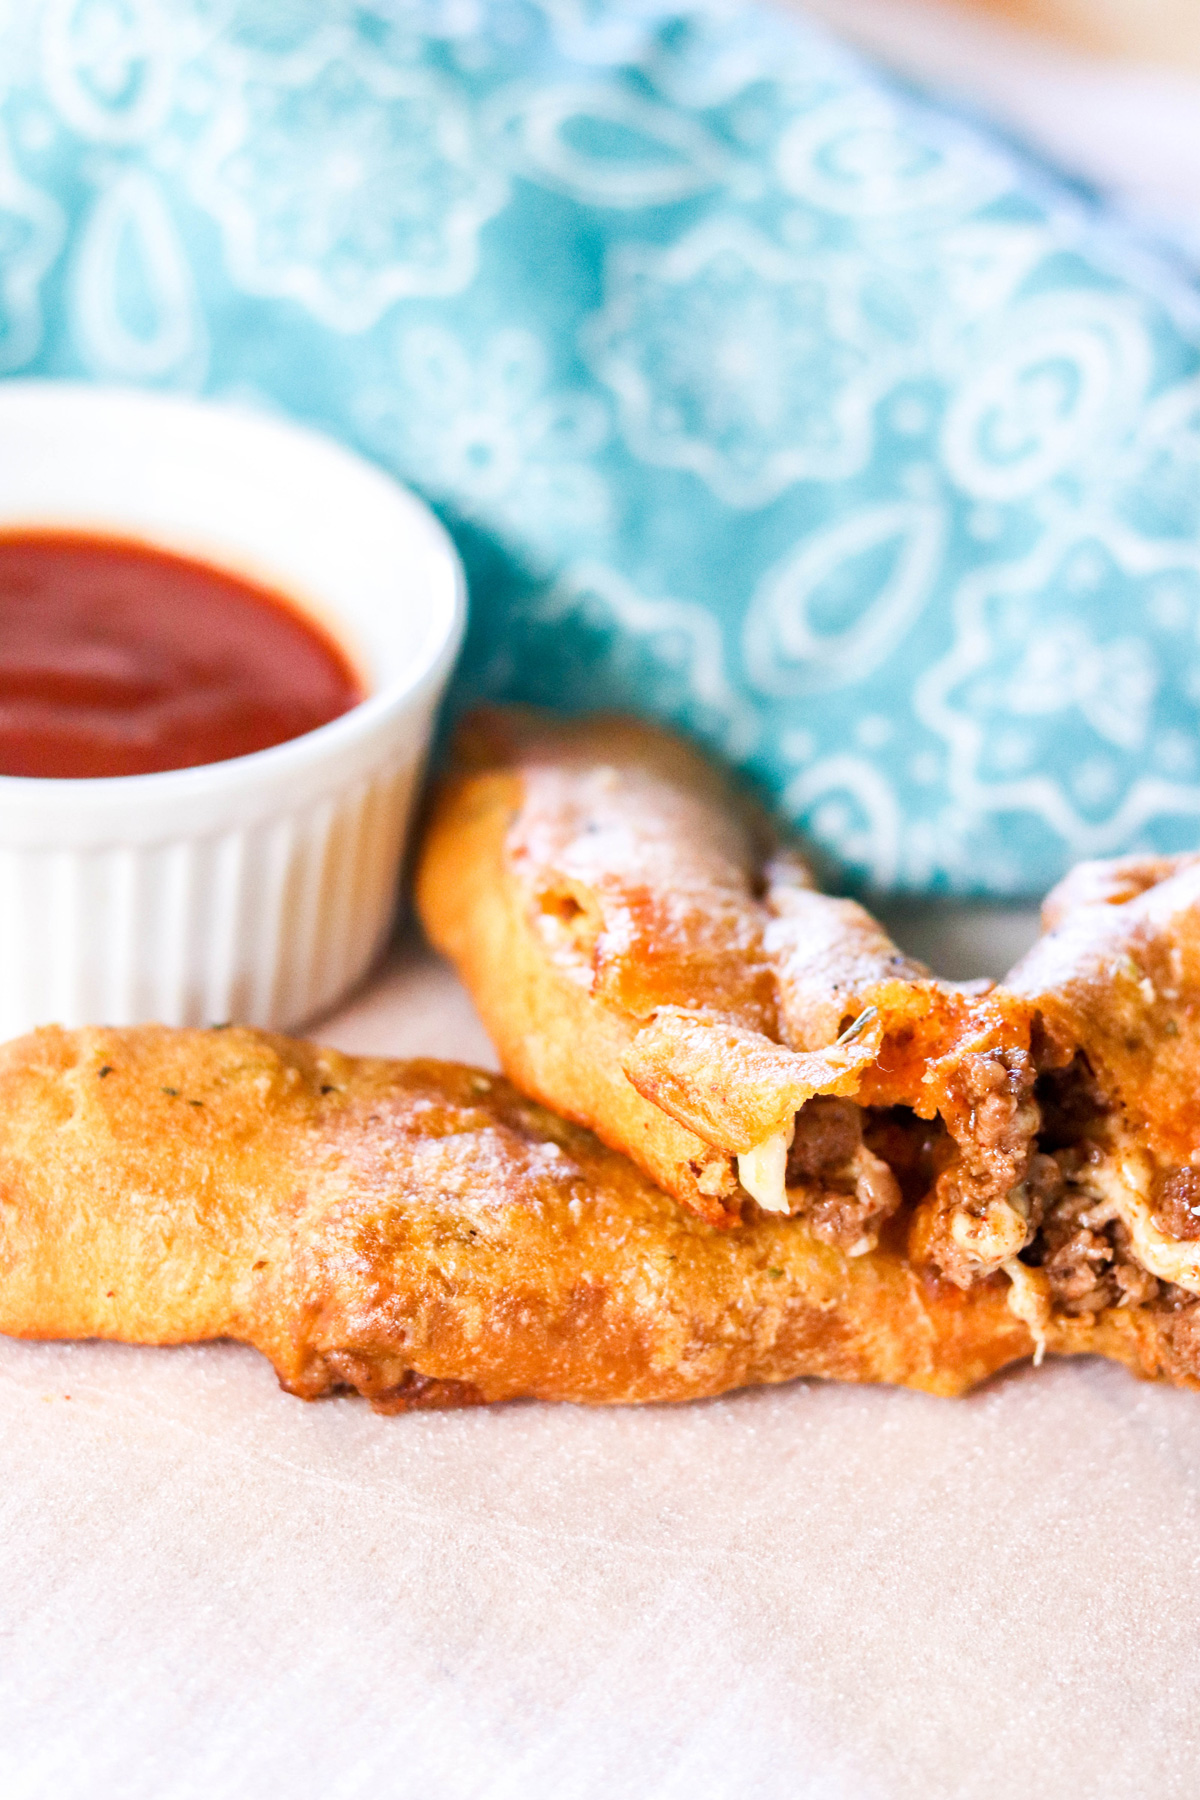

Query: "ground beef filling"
(910, 1047), (1042, 1288)
(1019, 1056), (1200, 1317)
(784, 1049), (1200, 1350)
(1016, 1059), (1151, 1315)
(1020, 1151), (1159, 1315)
(961, 1049), (1040, 1174)
(1152, 1167), (1200, 1240)
(1150, 1285), (1200, 1382)
(783, 1096), (903, 1253)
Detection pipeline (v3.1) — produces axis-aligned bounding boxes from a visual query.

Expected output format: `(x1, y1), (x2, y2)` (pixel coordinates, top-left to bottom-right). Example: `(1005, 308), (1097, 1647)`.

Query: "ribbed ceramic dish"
(0, 383), (465, 1038)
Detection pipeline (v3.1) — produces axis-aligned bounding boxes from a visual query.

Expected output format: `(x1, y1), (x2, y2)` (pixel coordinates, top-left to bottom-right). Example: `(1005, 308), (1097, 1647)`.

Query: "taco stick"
(0, 1022), (1045, 1406)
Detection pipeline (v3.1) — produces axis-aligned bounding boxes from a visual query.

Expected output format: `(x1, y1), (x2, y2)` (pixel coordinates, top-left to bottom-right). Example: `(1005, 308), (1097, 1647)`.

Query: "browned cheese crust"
(0, 1025), (1038, 1407)
(415, 708), (1043, 1278)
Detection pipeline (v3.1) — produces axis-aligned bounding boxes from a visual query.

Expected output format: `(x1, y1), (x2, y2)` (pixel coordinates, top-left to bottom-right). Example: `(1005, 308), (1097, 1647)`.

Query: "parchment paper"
(3, 912), (1199, 1800)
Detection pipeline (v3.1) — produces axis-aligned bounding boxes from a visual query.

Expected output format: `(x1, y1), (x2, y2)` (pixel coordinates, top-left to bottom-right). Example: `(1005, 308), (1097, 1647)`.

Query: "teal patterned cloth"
(4, 0), (1200, 895)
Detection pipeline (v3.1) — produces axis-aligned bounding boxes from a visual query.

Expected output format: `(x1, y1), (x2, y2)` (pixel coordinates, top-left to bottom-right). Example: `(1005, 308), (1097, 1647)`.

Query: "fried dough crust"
(1009, 853), (1200, 1169)
(416, 709), (1041, 1269)
(0, 1024), (1044, 1407)
(958, 853), (1200, 1389)
(414, 708), (776, 1221)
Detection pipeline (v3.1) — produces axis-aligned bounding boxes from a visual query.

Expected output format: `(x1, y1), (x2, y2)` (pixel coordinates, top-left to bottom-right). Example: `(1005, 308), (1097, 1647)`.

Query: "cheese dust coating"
(0, 1024), (1039, 1405)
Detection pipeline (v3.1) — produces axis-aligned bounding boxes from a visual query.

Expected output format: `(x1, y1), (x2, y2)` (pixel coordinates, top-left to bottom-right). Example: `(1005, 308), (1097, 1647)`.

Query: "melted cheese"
(1084, 1149), (1200, 1294)
(737, 1130), (897, 1259)
(737, 1123), (794, 1214)
(842, 1145), (900, 1255)
(1003, 1258), (1051, 1365)
(949, 1194), (1030, 1274)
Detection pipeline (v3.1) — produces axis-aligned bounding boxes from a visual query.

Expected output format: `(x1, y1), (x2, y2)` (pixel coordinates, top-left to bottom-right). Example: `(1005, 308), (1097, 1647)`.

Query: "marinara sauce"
(0, 531), (363, 779)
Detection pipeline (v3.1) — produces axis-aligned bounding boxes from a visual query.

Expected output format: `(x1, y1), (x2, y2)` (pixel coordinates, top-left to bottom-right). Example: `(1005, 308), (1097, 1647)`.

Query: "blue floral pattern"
(5, 0), (1200, 895)
(587, 220), (885, 507)
(190, 37), (507, 329)
(919, 526), (1200, 852)
(0, 119), (63, 372)
(365, 323), (610, 551)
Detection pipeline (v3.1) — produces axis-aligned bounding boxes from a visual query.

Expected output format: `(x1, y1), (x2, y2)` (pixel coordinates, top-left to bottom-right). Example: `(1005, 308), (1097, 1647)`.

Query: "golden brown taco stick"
(0, 1023), (1053, 1404)
(415, 706), (792, 1226)
(416, 708), (1043, 1280)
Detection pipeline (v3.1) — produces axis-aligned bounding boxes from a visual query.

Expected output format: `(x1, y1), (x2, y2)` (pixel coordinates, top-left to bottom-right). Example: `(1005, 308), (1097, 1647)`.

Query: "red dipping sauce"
(0, 531), (364, 779)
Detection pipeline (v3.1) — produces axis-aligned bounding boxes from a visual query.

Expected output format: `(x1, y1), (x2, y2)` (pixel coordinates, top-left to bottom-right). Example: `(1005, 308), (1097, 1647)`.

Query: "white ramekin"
(0, 381), (465, 1037)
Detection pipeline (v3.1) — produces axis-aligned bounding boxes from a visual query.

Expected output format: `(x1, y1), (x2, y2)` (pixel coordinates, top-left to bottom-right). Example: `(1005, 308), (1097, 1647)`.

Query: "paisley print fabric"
(3, 0), (1200, 895)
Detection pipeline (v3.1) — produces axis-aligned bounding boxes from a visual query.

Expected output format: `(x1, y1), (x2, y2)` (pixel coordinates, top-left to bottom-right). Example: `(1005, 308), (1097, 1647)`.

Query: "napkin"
(4, 0), (1200, 896)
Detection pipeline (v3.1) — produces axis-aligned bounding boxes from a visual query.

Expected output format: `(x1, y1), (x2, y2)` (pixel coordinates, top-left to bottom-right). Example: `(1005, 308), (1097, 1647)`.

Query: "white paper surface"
(2, 917), (1199, 1800)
